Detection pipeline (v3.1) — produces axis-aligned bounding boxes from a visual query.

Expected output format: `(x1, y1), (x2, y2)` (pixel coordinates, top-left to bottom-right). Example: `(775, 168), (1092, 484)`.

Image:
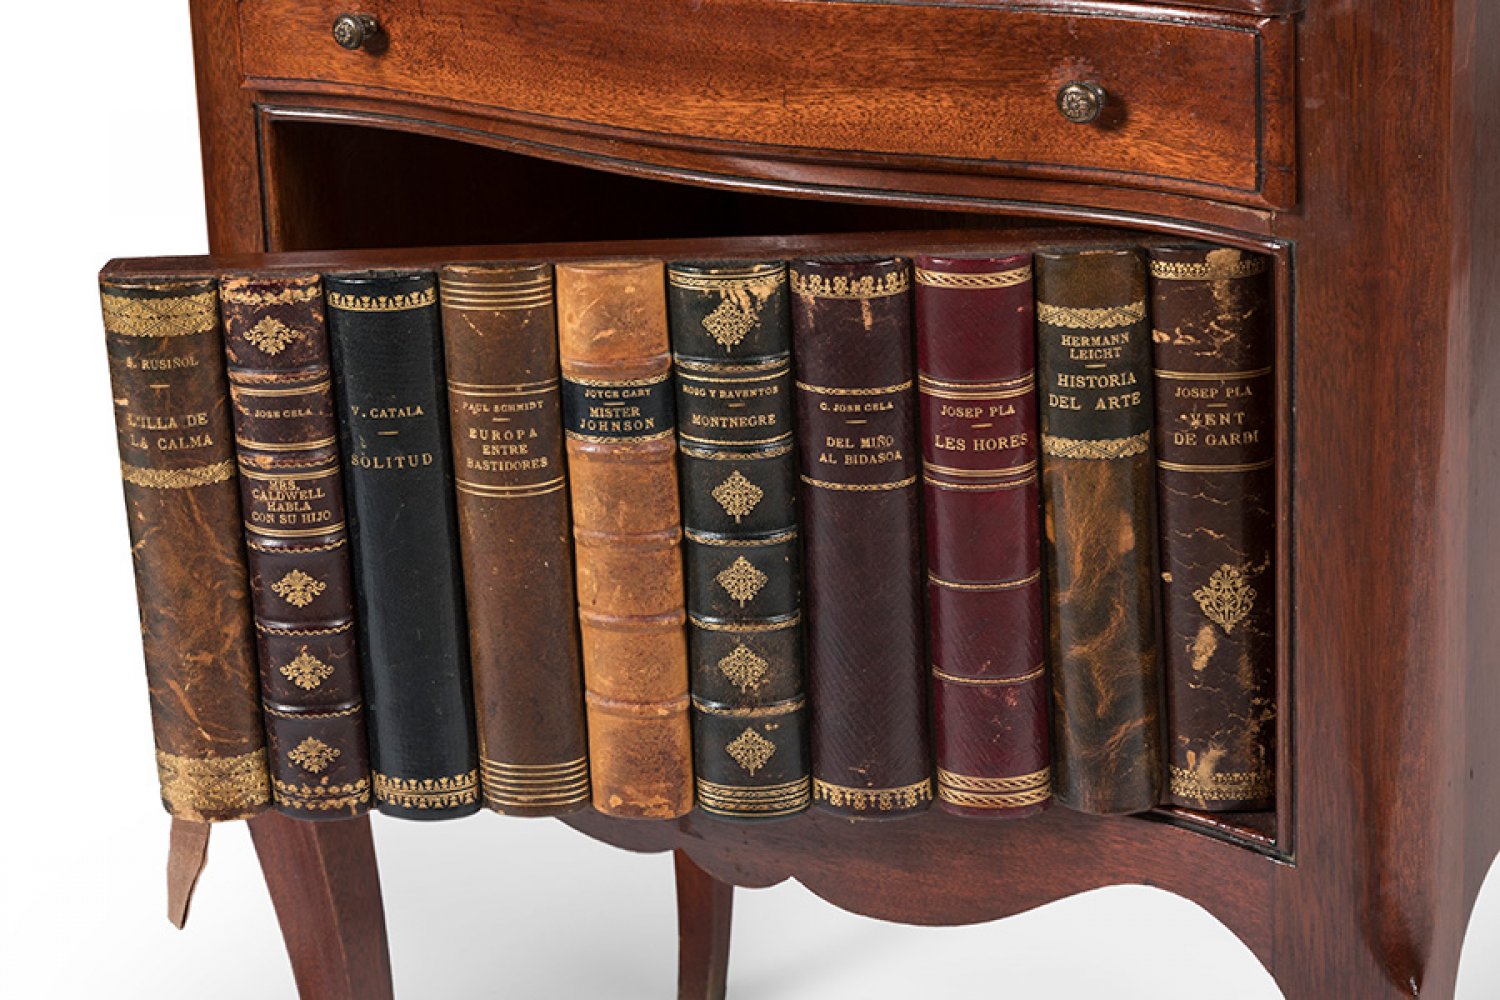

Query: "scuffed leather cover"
(1036, 249), (1163, 815)
(915, 254), (1051, 818)
(557, 261), (693, 820)
(1150, 245), (1276, 811)
(221, 273), (371, 820)
(670, 261), (809, 820)
(440, 263), (590, 816)
(101, 275), (270, 822)
(792, 257), (932, 818)
(326, 271), (479, 819)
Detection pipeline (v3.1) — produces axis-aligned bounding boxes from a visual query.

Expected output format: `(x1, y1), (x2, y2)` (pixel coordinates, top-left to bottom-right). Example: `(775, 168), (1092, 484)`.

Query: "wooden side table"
(178, 1), (1500, 996)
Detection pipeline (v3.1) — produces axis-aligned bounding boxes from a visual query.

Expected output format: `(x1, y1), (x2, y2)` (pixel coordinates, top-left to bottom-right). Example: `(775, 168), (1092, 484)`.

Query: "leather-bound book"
(668, 261), (809, 820)
(100, 275), (271, 822)
(326, 271), (479, 820)
(1150, 245), (1276, 812)
(915, 254), (1051, 818)
(791, 257), (932, 818)
(1036, 248), (1164, 815)
(220, 274), (372, 820)
(556, 261), (693, 819)
(439, 263), (590, 816)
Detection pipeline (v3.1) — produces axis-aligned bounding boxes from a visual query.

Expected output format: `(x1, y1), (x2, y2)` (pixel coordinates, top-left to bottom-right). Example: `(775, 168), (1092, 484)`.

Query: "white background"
(2, 4), (1497, 998)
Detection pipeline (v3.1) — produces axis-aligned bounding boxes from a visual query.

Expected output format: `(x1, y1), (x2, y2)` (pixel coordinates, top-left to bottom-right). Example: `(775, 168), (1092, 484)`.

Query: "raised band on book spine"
(669, 260), (809, 819)
(557, 260), (693, 819)
(1036, 248), (1164, 815)
(1150, 245), (1277, 811)
(101, 275), (271, 822)
(440, 262), (590, 816)
(792, 257), (932, 819)
(915, 254), (1051, 818)
(222, 273), (372, 820)
(327, 270), (479, 820)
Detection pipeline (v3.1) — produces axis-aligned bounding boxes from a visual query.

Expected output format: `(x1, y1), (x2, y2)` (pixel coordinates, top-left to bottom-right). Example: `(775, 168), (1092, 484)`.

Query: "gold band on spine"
(673, 356), (790, 375)
(566, 428), (675, 445)
(789, 270), (909, 299)
(914, 265), (1031, 289)
(235, 435), (339, 453)
(795, 379), (912, 396)
(1157, 458), (1274, 473)
(669, 267), (786, 291)
(101, 289), (218, 338)
(326, 289), (435, 312)
(1036, 301), (1147, 329)
(1041, 431), (1151, 460)
(121, 460), (234, 490)
(812, 777), (932, 812)
(1150, 257), (1268, 281)
(372, 771), (480, 809)
(690, 613), (800, 633)
(696, 776), (810, 817)
(800, 474), (918, 492)
(1168, 765), (1273, 803)
(564, 371), (671, 388)
(220, 284), (321, 307)
(230, 379), (333, 397)
(924, 474), (1037, 491)
(236, 463), (340, 481)
(480, 757), (590, 807)
(923, 460), (1036, 479)
(691, 696), (806, 717)
(1153, 366), (1272, 382)
(932, 665), (1046, 686)
(273, 776), (371, 813)
(683, 528), (797, 547)
(937, 767), (1051, 809)
(155, 748), (270, 819)
(681, 441), (795, 461)
(926, 570), (1040, 592)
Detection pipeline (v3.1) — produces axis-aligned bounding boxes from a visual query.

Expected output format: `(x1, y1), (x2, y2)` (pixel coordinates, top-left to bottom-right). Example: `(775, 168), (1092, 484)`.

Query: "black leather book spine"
(326, 271), (479, 819)
(669, 261), (809, 819)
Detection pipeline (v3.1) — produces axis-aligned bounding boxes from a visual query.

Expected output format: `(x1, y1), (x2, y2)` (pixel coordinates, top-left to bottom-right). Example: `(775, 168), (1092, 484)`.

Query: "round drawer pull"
(332, 13), (381, 51)
(1056, 82), (1107, 125)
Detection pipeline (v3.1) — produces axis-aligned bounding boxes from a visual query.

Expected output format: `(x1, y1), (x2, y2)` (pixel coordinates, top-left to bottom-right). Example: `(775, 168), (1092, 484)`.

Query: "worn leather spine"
(1036, 248), (1164, 815)
(915, 254), (1051, 818)
(792, 257), (932, 818)
(669, 261), (809, 819)
(101, 275), (271, 822)
(1150, 245), (1277, 812)
(222, 274), (372, 820)
(326, 271), (479, 819)
(557, 261), (693, 819)
(440, 263), (590, 816)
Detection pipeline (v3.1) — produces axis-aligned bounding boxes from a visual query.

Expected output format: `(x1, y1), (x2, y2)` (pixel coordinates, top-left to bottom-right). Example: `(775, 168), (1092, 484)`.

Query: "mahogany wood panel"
(236, 0), (1294, 208)
(675, 851), (733, 1000)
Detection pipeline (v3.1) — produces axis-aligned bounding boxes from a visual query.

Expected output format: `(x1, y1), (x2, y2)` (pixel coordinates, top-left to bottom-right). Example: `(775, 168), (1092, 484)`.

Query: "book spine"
(439, 263), (590, 816)
(915, 254), (1051, 818)
(326, 271), (479, 819)
(1149, 246), (1277, 811)
(220, 274), (372, 820)
(791, 258), (932, 818)
(669, 261), (809, 820)
(1035, 248), (1163, 815)
(100, 275), (271, 822)
(556, 261), (693, 819)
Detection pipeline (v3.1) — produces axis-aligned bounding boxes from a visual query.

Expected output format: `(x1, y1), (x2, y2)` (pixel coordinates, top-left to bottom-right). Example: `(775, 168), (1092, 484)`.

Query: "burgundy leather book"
(1035, 248), (1164, 815)
(792, 257), (932, 818)
(221, 273), (372, 820)
(440, 263), (590, 816)
(915, 254), (1051, 818)
(1150, 245), (1277, 811)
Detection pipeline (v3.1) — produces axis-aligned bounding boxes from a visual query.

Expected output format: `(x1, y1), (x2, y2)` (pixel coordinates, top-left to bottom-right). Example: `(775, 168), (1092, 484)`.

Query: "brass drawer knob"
(332, 13), (381, 51)
(1057, 82), (1107, 124)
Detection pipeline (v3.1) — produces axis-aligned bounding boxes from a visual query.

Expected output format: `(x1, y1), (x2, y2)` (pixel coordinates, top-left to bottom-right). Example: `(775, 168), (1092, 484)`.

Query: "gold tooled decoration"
(279, 646), (335, 691)
(1036, 301), (1147, 329)
(799, 474), (918, 492)
(101, 289), (217, 338)
(220, 282), (321, 307)
(155, 748), (270, 819)
(702, 299), (759, 350)
(1193, 564), (1256, 634)
(288, 737), (340, 774)
(326, 288), (436, 312)
(121, 460), (235, 490)
(1040, 431), (1151, 460)
(913, 265), (1032, 289)
(372, 771), (480, 809)
(696, 776), (810, 816)
(794, 379), (912, 396)
(718, 643), (770, 693)
(271, 569), (326, 609)
(725, 728), (777, 775)
(789, 270), (909, 299)
(668, 265), (785, 291)
(1169, 764), (1272, 803)
(716, 556), (769, 607)
(243, 315), (302, 356)
(812, 777), (933, 812)
(1149, 256), (1268, 281)
(711, 470), (764, 522)
(272, 776), (370, 812)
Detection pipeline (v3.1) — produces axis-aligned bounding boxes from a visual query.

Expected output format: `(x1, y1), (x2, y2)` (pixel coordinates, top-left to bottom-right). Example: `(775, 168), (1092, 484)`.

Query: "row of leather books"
(100, 241), (1275, 828)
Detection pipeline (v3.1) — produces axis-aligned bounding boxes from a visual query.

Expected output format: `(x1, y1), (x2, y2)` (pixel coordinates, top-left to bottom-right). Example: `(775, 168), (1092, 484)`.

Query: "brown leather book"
(556, 261), (693, 819)
(792, 257), (932, 818)
(220, 273), (372, 820)
(1036, 248), (1164, 815)
(100, 274), (271, 822)
(440, 263), (590, 816)
(1150, 245), (1277, 811)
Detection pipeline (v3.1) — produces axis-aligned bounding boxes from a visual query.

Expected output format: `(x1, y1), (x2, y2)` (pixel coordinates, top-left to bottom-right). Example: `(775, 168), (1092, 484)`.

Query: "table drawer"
(238, 0), (1295, 208)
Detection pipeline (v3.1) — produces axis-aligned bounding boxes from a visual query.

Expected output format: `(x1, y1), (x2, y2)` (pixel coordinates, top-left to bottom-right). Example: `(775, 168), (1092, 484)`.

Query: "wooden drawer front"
(238, 1), (1293, 206)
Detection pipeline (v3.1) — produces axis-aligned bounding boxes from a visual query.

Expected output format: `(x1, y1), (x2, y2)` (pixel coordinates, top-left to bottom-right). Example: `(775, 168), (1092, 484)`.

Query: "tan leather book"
(556, 261), (693, 819)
